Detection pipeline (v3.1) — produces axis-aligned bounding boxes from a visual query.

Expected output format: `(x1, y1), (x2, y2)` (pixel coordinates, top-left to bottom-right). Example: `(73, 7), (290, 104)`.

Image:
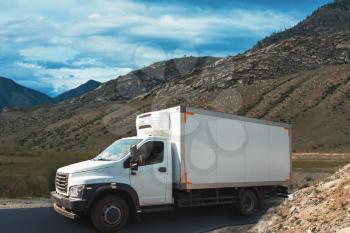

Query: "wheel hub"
(103, 205), (121, 225)
(242, 196), (254, 212)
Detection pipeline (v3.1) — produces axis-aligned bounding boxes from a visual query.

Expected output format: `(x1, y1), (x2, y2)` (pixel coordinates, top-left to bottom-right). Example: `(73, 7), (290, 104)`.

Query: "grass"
(293, 159), (350, 173)
(0, 151), (94, 198)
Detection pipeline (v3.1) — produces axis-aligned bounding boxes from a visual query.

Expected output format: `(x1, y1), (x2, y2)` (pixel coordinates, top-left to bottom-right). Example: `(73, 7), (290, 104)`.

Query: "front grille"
(55, 172), (68, 193)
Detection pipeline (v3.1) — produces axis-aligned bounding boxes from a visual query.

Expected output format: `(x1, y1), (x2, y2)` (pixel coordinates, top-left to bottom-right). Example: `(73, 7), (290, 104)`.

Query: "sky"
(0, 0), (332, 97)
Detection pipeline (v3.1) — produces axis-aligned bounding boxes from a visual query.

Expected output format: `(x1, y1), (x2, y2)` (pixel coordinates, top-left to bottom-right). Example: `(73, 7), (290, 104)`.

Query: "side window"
(137, 141), (164, 166)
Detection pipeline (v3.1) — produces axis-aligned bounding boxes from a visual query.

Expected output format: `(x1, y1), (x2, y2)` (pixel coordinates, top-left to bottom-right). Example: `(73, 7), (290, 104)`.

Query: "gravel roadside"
(0, 198), (52, 209)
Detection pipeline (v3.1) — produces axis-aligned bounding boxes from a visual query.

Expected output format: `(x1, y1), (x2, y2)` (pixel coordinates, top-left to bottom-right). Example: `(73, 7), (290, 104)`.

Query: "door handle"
(158, 167), (167, 173)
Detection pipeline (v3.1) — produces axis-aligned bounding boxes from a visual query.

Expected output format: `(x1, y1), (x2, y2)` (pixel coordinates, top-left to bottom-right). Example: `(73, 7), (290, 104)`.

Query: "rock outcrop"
(250, 164), (350, 233)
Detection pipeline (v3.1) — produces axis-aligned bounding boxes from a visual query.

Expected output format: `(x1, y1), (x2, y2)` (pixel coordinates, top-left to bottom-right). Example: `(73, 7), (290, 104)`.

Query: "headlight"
(69, 185), (85, 198)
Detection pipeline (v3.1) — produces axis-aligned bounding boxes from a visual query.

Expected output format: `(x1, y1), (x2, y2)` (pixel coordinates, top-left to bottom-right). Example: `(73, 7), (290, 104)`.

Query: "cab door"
(130, 139), (169, 206)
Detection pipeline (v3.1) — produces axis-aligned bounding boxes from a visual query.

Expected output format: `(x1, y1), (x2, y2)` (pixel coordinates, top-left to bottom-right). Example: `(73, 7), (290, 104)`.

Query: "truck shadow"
(0, 199), (281, 233)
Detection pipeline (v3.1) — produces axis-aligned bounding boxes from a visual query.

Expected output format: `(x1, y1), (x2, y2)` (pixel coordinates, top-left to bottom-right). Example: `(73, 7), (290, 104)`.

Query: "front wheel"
(236, 189), (258, 216)
(90, 196), (130, 233)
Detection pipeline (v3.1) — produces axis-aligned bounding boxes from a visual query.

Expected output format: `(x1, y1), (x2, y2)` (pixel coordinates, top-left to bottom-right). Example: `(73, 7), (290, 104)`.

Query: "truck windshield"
(94, 139), (142, 161)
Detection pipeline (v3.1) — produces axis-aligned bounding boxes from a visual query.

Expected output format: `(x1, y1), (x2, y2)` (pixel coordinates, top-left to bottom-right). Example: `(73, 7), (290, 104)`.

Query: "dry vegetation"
(0, 151), (93, 197)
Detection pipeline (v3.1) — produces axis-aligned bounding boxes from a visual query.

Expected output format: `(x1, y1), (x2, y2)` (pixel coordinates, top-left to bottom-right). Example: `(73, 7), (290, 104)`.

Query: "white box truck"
(51, 106), (292, 232)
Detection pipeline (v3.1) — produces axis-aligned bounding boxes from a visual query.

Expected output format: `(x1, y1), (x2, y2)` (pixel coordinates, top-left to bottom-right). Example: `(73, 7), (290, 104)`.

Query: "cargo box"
(136, 106), (292, 190)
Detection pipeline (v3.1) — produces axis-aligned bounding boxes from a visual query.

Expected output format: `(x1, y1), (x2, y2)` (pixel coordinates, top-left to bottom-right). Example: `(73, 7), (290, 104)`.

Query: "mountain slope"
(79, 56), (219, 102)
(255, 0), (350, 49)
(0, 63), (349, 152)
(54, 80), (101, 102)
(0, 77), (54, 110)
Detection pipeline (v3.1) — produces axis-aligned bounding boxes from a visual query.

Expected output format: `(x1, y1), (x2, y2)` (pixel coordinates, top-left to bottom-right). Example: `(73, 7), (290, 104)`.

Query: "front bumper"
(53, 203), (77, 220)
(51, 191), (87, 218)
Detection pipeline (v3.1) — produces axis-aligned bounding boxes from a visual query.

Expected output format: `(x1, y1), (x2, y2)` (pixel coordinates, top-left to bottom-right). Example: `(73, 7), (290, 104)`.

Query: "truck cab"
(52, 136), (173, 232)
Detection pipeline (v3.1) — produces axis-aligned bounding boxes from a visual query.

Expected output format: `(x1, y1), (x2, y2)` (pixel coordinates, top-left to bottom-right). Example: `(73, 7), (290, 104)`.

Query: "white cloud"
(72, 58), (103, 67)
(1, 1), (299, 46)
(16, 62), (42, 69)
(20, 46), (77, 62)
(75, 36), (169, 67)
(16, 61), (132, 94)
(60, 2), (298, 44)
(226, 9), (296, 35)
(130, 10), (297, 41)
(88, 13), (101, 19)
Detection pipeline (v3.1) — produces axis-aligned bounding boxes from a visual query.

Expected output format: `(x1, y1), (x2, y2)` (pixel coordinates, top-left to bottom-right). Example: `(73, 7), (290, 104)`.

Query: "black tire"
(236, 189), (258, 216)
(90, 195), (130, 233)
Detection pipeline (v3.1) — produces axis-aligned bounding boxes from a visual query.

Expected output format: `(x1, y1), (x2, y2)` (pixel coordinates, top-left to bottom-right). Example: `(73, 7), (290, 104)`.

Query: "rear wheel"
(90, 196), (130, 233)
(236, 189), (258, 216)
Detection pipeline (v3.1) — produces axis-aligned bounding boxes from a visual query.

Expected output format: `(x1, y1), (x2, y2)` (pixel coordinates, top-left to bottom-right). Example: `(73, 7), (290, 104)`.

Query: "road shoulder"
(0, 198), (51, 209)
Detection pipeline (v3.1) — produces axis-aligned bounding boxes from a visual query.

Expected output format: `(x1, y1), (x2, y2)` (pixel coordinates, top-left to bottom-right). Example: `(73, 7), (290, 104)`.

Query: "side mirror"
(130, 145), (139, 173)
(130, 145), (138, 161)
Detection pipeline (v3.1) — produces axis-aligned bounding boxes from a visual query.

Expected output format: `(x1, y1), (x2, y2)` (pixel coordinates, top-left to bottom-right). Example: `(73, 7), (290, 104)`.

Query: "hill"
(54, 80), (101, 102)
(0, 77), (54, 110)
(0, 1), (349, 152)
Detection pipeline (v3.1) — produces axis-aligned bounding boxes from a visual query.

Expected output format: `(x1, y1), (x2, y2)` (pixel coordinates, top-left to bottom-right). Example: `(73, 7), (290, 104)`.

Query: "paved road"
(0, 199), (280, 233)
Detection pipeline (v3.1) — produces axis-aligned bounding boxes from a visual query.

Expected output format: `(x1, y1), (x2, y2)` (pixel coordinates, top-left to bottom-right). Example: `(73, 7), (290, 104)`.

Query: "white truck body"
(136, 106), (292, 190)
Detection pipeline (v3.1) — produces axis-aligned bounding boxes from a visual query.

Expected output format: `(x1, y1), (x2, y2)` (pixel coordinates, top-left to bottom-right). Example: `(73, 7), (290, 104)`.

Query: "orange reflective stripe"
(185, 172), (192, 184)
(184, 112), (194, 124)
(182, 171), (193, 185)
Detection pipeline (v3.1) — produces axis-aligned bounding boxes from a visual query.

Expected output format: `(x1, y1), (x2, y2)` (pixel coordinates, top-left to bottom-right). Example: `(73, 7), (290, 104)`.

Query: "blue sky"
(0, 0), (332, 96)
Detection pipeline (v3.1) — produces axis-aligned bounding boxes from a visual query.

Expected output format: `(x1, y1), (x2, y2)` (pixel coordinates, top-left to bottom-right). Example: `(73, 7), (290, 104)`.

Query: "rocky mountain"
(255, 0), (350, 49)
(0, 77), (54, 110)
(79, 56), (219, 102)
(250, 163), (350, 233)
(54, 80), (101, 102)
(0, 0), (349, 152)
